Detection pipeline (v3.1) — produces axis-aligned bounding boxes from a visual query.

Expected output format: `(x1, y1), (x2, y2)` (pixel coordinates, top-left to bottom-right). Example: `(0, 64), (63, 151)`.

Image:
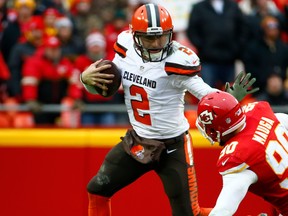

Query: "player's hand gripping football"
(80, 59), (114, 92)
(225, 71), (259, 101)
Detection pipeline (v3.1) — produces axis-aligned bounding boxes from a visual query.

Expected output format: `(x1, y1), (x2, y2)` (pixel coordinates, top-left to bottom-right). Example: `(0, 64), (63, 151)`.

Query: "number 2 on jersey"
(130, 85), (152, 126)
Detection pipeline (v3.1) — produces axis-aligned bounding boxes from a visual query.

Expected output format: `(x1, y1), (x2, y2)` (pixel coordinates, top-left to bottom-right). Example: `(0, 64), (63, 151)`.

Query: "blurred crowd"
(0, 0), (287, 128)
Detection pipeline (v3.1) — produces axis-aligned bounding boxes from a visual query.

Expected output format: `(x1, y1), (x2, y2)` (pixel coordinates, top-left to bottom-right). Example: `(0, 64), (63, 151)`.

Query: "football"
(94, 60), (122, 97)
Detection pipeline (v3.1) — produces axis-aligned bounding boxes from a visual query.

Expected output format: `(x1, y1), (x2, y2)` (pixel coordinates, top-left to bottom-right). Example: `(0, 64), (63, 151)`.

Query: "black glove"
(225, 71), (259, 101)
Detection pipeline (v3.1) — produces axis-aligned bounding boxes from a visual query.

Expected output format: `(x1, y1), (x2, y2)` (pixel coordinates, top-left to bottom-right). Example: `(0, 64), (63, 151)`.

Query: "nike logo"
(167, 149), (177, 154)
(222, 158), (229, 166)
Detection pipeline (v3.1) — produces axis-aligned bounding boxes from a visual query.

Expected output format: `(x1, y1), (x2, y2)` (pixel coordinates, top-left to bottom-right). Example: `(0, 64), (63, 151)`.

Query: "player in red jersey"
(196, 91), (288, 216)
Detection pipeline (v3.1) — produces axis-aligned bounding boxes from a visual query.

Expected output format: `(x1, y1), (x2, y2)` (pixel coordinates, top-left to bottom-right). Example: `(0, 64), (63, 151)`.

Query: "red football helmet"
(196, 91), (246, 145)
(130, 3), (173, 62)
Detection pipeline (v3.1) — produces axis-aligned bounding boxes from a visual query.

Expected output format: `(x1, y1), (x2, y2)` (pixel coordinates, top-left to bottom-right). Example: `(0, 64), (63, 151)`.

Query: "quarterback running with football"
(196, 91), (288, 216)
(80, 3), (258, 216)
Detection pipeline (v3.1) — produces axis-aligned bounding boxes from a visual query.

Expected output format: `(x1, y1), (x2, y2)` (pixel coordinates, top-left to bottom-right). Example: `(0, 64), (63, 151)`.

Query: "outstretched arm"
(209, 169), (258, 216)
(225, 71), (259, 102)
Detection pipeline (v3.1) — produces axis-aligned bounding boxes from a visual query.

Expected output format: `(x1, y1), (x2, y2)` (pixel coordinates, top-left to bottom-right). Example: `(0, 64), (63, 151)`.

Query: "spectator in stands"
(282, 2), (288, 42)
(42, 7), (60, 38)
(0, 0), (36, 62)
(186, 0), (247, 89)
(21, 36), (81, 125)
(104, 9), (129, 60)
(0, 52), (9, 103)
(55, 16), (85, 62)
(244, 0), (286, 41)
(7, 16), (44, 102)
(74, 32), (123, 126)
(0, 0), (9, 101)
(242, 15), (288, 96)
(37, 0), (71, 16)
(256, 72), (288, 105)
(70, 0), (103, 41)
(0, 0), (8, 42)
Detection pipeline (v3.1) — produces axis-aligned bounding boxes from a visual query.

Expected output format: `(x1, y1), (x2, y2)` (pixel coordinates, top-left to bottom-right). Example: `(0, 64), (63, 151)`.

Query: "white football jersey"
(113, 30), (216, 139)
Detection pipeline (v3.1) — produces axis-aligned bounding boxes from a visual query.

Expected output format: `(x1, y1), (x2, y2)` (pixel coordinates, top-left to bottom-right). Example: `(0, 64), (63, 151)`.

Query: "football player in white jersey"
(80, 3), (258, 216)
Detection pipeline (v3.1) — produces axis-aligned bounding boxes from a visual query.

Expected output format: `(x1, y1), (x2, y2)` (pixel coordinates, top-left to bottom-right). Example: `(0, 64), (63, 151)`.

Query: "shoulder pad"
(165, 41), (201, 76)
(113, 30), (132, 58)
(242, 101), (272, 114)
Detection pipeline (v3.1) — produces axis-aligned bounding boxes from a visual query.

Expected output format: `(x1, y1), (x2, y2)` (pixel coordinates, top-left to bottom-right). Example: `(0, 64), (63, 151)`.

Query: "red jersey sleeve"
(21, 56), (41, 101)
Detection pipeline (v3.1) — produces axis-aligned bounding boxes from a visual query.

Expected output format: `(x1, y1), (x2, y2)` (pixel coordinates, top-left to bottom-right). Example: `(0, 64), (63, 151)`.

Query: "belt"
(156, 131), (188, 146)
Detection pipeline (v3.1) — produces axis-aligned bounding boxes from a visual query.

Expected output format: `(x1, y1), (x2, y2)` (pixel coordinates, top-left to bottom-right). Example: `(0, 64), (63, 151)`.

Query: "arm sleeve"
(21, 58), (40, 101)
(172, 75), (217, 100)
(275, 113), (288, 130)
(209, 169), (258, 216)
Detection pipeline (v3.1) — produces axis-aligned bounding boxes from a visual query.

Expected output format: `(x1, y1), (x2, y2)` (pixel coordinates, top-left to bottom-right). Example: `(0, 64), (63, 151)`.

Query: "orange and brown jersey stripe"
(114, 42), (127, 58)
(165, 62), (201, 76)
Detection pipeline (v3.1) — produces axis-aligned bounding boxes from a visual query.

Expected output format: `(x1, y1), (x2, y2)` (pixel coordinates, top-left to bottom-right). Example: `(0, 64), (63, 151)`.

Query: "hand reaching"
(225, 71), (259, 101)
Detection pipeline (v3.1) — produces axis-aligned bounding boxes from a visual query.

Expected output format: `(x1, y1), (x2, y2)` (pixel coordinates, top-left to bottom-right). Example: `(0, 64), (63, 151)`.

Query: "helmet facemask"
(133, 29), (173, 62)
(196, 117), (221, 145)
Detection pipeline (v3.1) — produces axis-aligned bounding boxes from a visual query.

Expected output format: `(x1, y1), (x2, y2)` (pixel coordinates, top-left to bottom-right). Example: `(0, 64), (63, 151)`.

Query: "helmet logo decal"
(199, 110), (214, 124)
